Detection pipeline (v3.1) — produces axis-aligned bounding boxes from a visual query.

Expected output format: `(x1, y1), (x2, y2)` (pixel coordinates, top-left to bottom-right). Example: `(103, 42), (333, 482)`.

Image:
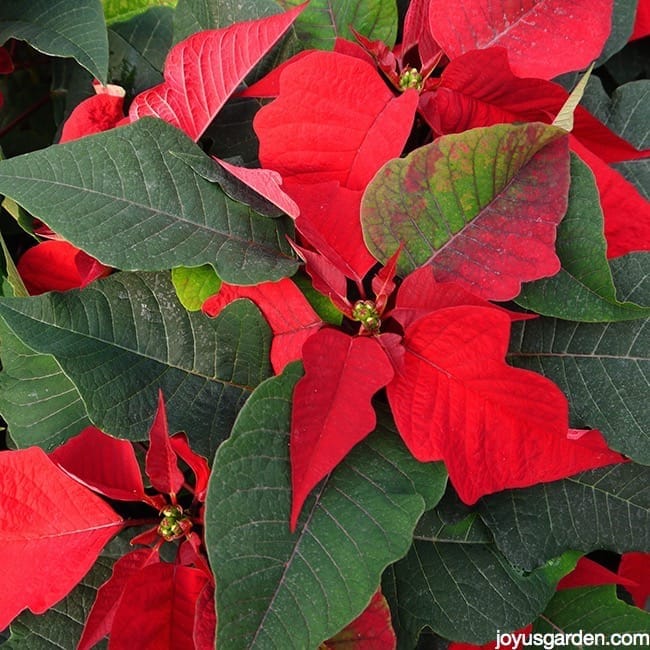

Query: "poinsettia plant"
(0, 0), (649, 648)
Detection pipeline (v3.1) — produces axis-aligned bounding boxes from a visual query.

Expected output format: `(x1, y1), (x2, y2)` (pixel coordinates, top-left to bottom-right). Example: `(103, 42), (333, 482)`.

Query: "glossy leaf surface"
(362, 123), (569, 300)
(205, 366), (447, 649)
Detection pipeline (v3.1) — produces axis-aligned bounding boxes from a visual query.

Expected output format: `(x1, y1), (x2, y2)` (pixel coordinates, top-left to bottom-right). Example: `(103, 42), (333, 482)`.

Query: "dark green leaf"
(613, 159), (650, 200)
(509, 254), (649, 463)
(383, 541), (574, 647)
(596, 0), (639, 67)
(108, 6), (173, 95)
(205, 365), (447, 649)
(0, 119), (297, 284)
(0, 0), (109, 83)
(413, 509), (492, 545)
(0, 318), (91, 451)
(516, 155), (649, 321)
(278, 0), (398, 50)
(479, 464), (650, 571)
(0, 271), (272, 457)
(534, 585), (650, 644)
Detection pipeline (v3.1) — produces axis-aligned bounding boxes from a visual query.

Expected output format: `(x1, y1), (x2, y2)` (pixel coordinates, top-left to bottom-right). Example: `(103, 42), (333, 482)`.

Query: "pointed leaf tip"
(145, 390), (184, 496)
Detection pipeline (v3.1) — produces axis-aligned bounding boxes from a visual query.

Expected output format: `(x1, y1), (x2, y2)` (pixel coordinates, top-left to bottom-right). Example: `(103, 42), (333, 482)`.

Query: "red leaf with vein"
(254, 50), (418, 280)
(387, 307), (624, 504)
(108, 563), (210, 650)
(49, 426), (146, 503)
(128, 4), (306, 141)
(193, 582), (217, 650)
(362, 123), (570, 301)
(290, 329), (394, 531)
(0, 447), (123, 628)
(145, 390), (184, 496)
(203, 278), (322, 374)
(323, 590), (396, 649)
(428, 0), (614, 79)
(78, 548), (160, 650)
(557, 556), (638, 591)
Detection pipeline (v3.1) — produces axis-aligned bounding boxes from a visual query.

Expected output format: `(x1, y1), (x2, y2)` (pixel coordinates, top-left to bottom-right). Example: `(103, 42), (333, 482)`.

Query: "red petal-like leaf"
(362, 123), (570, 301)
(17, 240), (111, 295)
(193, 582), (217, 650)
(428, 0), (613, 79)
(386, 307), (624, 504)
(0, 46), (14, 74)
(631, 0), (650, 40)
(400, 0), (441, 70)
(78, 547), (160, 650)
(213, 157), (300, 219)
(49, 426), (146, 503)
(170, 433), (210, 502)
(145, 390), (184, 496)
(0, 447), (123, 628)
(618, 553), (650, 609)
(290, 329), (394, 531)
(423, 48), (648, 164)
(557, 556), (638, 591)
(60, 83), (126, 143)
(108, 562), (210, 650)
(388, 266), (535, 332)
(203, 278), (323, 373)
(323, 590), (396, 649)
(129, 4), (305, 141)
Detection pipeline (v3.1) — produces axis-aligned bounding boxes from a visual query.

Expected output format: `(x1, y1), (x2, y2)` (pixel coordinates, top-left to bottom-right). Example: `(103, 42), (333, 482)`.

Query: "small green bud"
(352, 300), (381, 332)
(399, 68), (423, 91)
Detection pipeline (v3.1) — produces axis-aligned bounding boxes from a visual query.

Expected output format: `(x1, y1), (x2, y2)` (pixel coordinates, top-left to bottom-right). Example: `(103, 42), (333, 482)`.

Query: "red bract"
(128, 4), (306, 142)
(0, 447), (123, 629)
(322, 590), (396, 649)
(253, 49), (419, 281)
(59, 82), (127, 143)
(0, 45), (13, 109)
(428, 0), (614, 79)
(618, 553), (650, 609)
(289, 328), (394, 530)
(556, 556), (639, 591)
(17, 239), (112, 295)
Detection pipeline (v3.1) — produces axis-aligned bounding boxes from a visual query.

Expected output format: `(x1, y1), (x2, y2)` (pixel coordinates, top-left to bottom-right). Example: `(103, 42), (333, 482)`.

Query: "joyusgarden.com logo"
(495, 630), (650, 650)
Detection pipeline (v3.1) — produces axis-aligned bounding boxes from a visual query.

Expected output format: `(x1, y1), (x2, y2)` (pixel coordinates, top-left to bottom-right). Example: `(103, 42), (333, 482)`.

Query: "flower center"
(399, 67), (423, 91)
(352, 300), (381, 332)
(158, 504), (192, 541)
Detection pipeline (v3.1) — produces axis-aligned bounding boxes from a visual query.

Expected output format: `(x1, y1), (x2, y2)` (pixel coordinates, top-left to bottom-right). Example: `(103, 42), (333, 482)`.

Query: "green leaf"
(205, 365), (447, 649)
(413, 509), (492, 545)
(0, 231), (27, 298)
(596, 0), (639, 66)
(173, 0), (280, 41)
(507, 304), (649, 463)
(361, 123), (570, 301)
(108, 6), (173, 95)
(614, 159), (650, 200)
(103, 0), (177, 26)
(534, 585), (650, 644)
(479, 464), (650, 571)
(171, 264), (221, 311)
(0, 318), (91, 451)
(0, 0), (109, 83)
(383, 541), (572, 646)
(0, 119), (298, 285)
(516, 155), (649, 321)
(0, 271), (272, 457)
(581, 77), (649, 150)
(277, 0), (398, 50)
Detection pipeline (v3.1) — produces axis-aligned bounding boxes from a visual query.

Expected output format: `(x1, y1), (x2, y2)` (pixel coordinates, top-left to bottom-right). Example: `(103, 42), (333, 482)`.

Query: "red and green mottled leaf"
(108, 562), (210, 649)
(323, 590), (396, 649)
(203, 278), (323, 374)
(255, 50), (418, 280)
(129, 4), (305, 141)
(78, 547), (160, 650)
(362, 123), (570, 301)
(0, 447), (123, 629)
(145, 390), (184, 497)
(387, 306), (624, 504)
(290, 329), (394, 530)
(49, 426), (146, 503)
(428, 0), (614, 79)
